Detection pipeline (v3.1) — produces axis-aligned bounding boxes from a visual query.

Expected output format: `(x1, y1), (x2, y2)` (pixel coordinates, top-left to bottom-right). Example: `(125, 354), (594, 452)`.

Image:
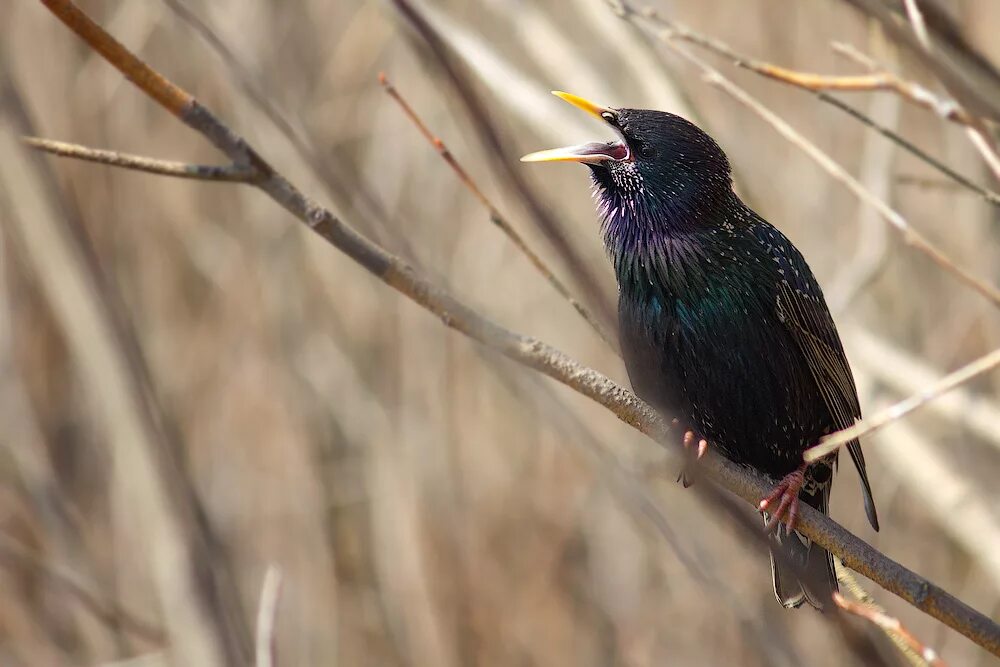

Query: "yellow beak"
(520, 91), (624, 164)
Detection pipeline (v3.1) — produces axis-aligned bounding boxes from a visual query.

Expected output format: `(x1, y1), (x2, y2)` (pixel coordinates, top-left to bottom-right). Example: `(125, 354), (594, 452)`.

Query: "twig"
(817, 93), (1000, 209)
(0, 90), (248, 665)
(0, 533), (164, 645)
(32, 0), (1000, 656)
(23, 136), (255, 182)
(622, 8), (1000, 205)
(901, 0), (931, 52)
(389, 0), (618, 331)
(378, 73), (616, 350)
(834, 592), (948, 666)
(254, 566), (283, 667)
(838, 0), (1000, 124)
(838, 565), (931, 667)
(807, 346), (1000, 460)
(636, 9), (972, 127)
(845, 327), (1000, 451)
(612, 4), (1000, 310)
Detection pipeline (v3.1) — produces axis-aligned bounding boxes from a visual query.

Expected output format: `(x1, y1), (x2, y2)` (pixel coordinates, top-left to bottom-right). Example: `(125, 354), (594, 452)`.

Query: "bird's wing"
(775, 279), (880, 531)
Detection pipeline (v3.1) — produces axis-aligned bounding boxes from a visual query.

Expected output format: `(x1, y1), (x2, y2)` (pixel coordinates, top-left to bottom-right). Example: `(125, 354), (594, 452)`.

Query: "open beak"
(520, 91), (629, 164)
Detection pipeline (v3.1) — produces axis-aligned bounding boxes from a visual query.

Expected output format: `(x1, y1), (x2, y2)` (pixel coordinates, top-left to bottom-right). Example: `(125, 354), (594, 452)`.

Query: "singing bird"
(522, 92), (879, 608)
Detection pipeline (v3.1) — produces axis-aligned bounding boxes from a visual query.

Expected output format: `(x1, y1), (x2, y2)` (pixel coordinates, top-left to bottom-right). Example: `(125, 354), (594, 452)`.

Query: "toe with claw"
(677, 430), (709, 487)
(759, 465), (806, 535)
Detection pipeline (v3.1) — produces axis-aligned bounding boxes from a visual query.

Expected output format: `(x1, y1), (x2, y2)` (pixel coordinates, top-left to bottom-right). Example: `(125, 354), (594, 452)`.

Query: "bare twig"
(838, 565), (931, 667)
(835, 592), (948, 667)
(389, 0), (617, 331)
(611, 3), (1000, 310)
(839, 0), (1000, 124)
(0, 533), (164, 645)
(807, 346), (1000, 460)
(846, 327), (1000, 451)
(254, 566), (283, 667)
(619, 8), (1000, 206)
(0, 91), (248, 665)
(901, 0), (931, 51)
(32, 0), (1000, 656)
(378, 73), (616, 350)
(23, 136), (255, 182)
(817, 91), (1000, 210)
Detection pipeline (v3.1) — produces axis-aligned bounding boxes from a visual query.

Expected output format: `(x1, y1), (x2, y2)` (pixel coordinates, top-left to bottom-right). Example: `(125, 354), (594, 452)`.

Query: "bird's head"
(522, 92), (734, 230)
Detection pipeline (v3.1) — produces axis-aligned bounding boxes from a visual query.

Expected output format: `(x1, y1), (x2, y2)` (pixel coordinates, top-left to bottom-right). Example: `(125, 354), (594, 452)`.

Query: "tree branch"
(809, 346), (1000, 460)
(835, 592), (947, 667)
(378, 73), (616, 350)
(22, 136), (255, 182)
(32, 0), (1000, 657)
(612, 2), (1000, 310)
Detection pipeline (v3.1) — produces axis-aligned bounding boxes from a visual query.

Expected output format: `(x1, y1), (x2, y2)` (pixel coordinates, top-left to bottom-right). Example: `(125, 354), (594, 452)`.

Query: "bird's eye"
(638, 142), (655, 159)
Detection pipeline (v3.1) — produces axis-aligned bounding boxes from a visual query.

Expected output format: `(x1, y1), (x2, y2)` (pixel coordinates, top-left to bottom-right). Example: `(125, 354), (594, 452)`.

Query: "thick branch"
(34, 0), (1000, 657)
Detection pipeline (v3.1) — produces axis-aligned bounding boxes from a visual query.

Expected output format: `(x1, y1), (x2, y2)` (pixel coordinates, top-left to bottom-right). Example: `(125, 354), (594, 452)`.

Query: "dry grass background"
(2, 0), (1000, 665)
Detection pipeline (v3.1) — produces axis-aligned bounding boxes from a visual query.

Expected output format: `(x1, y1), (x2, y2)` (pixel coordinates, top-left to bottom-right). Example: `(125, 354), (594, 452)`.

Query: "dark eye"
(638, 141), (655, 159)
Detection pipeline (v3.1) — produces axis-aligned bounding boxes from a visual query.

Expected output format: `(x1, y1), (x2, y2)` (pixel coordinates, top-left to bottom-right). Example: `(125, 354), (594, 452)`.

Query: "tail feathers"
(769, 532), (837, 609)
(766, 473), (838, 610)
(847, 439), (880, 531)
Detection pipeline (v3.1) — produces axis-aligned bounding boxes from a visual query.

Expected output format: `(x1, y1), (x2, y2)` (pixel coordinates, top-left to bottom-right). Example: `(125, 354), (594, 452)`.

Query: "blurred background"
(2, 0), (1000, 665)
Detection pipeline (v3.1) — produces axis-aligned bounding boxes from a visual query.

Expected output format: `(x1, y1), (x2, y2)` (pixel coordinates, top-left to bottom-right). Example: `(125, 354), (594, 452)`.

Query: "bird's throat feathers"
(591, 166), (742, 294)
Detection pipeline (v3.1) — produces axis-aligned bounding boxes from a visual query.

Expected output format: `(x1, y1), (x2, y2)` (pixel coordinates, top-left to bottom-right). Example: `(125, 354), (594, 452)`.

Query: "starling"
(522, 92), (879, 608)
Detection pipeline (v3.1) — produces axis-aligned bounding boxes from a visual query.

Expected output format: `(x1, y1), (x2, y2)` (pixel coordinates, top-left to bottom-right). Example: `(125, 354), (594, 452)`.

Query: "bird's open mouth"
(520, 91), (631, 164)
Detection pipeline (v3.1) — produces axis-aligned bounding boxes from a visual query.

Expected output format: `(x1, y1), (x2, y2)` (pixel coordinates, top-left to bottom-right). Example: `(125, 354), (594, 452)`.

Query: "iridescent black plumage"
(526, 99), (878, 609)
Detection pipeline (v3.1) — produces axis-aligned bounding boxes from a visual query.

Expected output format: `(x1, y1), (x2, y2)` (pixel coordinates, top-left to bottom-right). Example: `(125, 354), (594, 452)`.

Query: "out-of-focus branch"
(609, 2), (1000, 310)
(740, 44), (1000, 185)
(22, 136), (256, 182)
(0, 83), (249, 665)
(389, 0), (618, 332)
(838, 0), (1000, 124)
(612, 4), (1000, 207)
(0, 533), (164, 645)
(846, 328), (1000, 451)
(808, 346), (1000, 460)
(32, 0), (1000, 656)
(378, 73), (616, 350)
(254, 566), (283, 667)
(834, 592), (948, 667)
(838, 565), (932, 667)
(160, 0), (397, 244)
(900, 0), (931, 51)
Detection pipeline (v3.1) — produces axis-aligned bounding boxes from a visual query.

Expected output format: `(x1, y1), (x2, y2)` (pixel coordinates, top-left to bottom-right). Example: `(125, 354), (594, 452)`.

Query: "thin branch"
(807, 346), (1000, 460)
(0, 534), (164, 645)
(619, 9), (1000, 206)
(901, 0), (931, 52)
(818, 95), (1000, 209)
(378, 73), (617, 350)
(33, 0), (1000, 656)
(612, 3), (1000, 310)
(835, 592), (948, 667)
(389, 0), (618, 331)
(254, 565), (283, 667)
(838, 0), (1000, 124)
(838, 565), (932, 667)
(23, 136), (255, 182)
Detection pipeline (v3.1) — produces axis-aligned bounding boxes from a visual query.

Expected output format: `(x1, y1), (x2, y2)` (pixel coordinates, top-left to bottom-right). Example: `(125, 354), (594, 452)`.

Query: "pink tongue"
(575, 141), (628, 160)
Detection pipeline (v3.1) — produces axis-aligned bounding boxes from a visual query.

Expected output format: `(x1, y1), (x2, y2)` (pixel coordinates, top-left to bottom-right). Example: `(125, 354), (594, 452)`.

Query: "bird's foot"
(759, 464), (806, 535)
(676, 429), (708, 488)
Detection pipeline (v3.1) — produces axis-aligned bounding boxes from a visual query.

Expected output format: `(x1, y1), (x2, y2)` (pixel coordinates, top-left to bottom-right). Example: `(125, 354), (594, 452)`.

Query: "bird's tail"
(767, 472), (837, 610)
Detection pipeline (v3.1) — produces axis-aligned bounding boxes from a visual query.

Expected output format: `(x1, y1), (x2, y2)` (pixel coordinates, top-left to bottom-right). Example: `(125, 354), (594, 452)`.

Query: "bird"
(522, 92), (879, 609)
